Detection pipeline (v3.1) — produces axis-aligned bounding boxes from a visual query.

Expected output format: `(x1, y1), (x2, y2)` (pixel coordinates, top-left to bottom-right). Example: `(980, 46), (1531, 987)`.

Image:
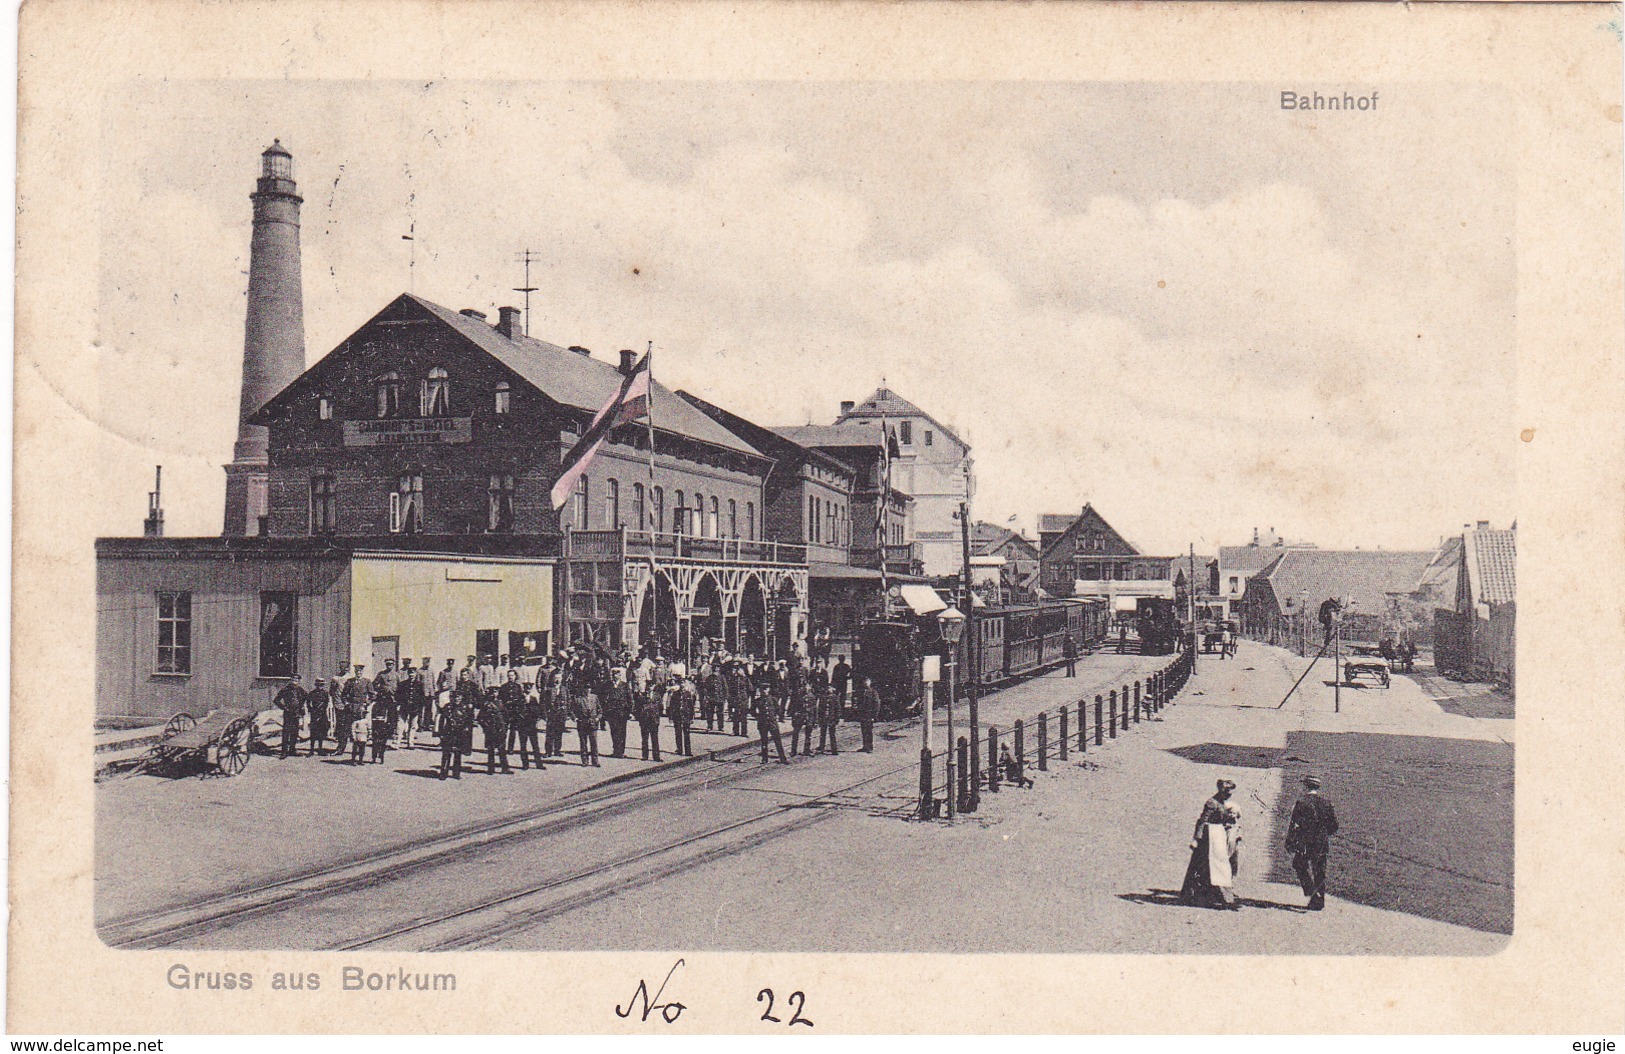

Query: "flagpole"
(878, 409), (890, 611)
(645, 342), (660, 658)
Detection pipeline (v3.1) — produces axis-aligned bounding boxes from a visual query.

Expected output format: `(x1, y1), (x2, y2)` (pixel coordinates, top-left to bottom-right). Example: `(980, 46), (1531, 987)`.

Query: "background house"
(1238, 548), (1436, 652)
(1434, 522), (1515, 687)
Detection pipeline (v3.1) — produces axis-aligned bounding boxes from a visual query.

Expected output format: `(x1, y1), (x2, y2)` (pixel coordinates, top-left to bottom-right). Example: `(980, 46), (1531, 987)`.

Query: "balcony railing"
(565, 528), (807, 566)
(850, 541), (922, 575)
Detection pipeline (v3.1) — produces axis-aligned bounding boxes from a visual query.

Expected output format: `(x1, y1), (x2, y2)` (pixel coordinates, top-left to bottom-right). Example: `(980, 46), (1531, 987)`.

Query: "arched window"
(673, 490), (686, 536)
(570, 476), (590, 530)
(494, 381), (511, 415)
(606, 478), (621, 529)
(746, 501), (755, 541)
(391, 470), (423, 534)
(309, 473), (336, 535)
(632, 483), (646, 532)
(420, 366), (451, 417)
(376, 372), (403, 418)
(709, 496), (720, 538)
(488, 474), (515, 532)
(729, 499), (738, 539)
(652, 487), (665, 532)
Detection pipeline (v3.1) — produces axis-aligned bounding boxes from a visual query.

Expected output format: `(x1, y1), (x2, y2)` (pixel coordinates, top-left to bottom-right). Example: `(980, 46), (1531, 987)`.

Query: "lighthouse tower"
(224, 139), (306, 536)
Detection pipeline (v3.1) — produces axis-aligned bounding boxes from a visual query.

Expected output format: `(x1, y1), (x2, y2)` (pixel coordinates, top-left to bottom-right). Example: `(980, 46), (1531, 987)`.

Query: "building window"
(900, 420), (912, 445)
(710, 496), (720, 538)
(309, 473), (337, 535)
(488, 474), (515, 532)
(318, 395), (333, 421)
(673, 490), (686, 535)
(633, 483), (646, 532)
(258, 592), (298, 679)
(155, 591), (192, 675)
(808, 496), (817, 542)
(376, 372), (403, 418)
(572, 476), (590, 531)
(420, 366), (452, 417)
(924, 429), (933, 447)
(1229, 576), (1240, 593)
(494, 381), (511, 415)
(746, 501), (755, 540)
(606, 478), (621, 529)
(652, 487), (664, 532)
(729, 499), (738, 539)
(390, 471), (423, 534)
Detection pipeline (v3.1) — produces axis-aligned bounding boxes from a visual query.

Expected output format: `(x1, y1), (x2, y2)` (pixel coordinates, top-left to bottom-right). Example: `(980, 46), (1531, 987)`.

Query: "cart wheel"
(163, 712), (196, 740)
(217, 729), (250, 776)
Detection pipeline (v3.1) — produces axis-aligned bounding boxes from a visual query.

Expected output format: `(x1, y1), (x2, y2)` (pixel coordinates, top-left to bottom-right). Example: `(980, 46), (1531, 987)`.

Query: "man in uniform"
(305, 676), (332, 756)
(274, 675), (306, 758)
(813, 662), (840, 755)
(668, 670), (697, 757)
(753, 678), (789, 765)
(330, 663), (356, 756)
(1062, 633), (1078, 677)
(637, 676), (663, 761)
(437, 675), (477, 779)
(477, 689), (512, 774)
(498, 669), (529, 760)
(574, 676), (602, 767)
(603, 666), (633, 759)
(340, 664), (372, 762)
(393, 658), (417, 747)
(855, 676), (880, 752)
(514, 674), (545, 771)
(369, 676), (397, 764)
(1285, 774), (1339, 910)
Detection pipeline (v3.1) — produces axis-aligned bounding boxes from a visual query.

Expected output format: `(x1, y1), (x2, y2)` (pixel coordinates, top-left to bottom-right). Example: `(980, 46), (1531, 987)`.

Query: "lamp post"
(938, 605), (965, 820)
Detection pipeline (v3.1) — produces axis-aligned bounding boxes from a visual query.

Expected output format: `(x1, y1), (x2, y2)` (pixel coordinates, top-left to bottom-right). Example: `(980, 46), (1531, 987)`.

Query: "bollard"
(957, 737), (970, 812)
(1095, 695), (1105, 746)
(1038, 711), (1049, 771)
(1134, 681), (1142, 723)
(1078, 700), (1087, 752)
(988, 726), (1000, 793)
(969, 725), (981, 813)
(1014, 719), (1026, 764)
(1059, 707), (1069, 761)
(1109, 691), (1118, 739)
(1121, 685), (1131, 730)
(918, 747), (934, 821)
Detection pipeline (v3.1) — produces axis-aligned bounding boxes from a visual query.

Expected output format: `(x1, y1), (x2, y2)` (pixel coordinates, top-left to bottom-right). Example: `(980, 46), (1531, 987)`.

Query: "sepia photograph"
(89, 79), (1515, 955)
(11, 0), (1620, 1036)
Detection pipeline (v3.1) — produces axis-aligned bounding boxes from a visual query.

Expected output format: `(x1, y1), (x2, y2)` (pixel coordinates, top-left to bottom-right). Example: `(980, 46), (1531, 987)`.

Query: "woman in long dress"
(1180, 778), (1243, 909)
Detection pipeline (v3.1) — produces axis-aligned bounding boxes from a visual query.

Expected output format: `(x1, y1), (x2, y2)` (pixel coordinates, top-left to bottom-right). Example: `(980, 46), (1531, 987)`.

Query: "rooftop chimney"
(1251, 526), (1259, 546)
(143, 465), (165, 538)
(459, 308), (488, 322)
(569, 345), (591, 357)
(496, 306), (522, 339)
(619, 349), (636, 375)
(840, 400), (855, 416)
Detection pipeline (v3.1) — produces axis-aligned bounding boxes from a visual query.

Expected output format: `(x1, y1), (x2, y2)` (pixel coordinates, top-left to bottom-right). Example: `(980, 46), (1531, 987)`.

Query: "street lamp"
(938, 606), (965, 820)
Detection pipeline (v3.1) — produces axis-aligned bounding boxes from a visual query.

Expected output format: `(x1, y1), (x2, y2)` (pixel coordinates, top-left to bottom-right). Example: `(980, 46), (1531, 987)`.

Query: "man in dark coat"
(855, 676), (881, 752)
(274, 676), (306, 758)
(753, 682), (789, 765)
(1062, 634), (1078, 677)
(339, 664), (372, 762)
(727, 662), (752, 736)
(370, 682), (397, 764)
(1286, 774), (1339, 910)
(574, 680), (602, 767)
(477, 692), (512, 774)
(831, 656), (852, 712)
(437, 682), (476, 780)
(814, 664), (840, 755)
(637, 681), (663, 761)
(305, 678), (332, 756)
(603, 668), (633, 759)
(667, 672), (697, 757)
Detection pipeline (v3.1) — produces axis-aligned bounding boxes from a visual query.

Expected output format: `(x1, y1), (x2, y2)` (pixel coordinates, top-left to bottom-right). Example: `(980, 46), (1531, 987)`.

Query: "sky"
(94, 80), (1516, 555)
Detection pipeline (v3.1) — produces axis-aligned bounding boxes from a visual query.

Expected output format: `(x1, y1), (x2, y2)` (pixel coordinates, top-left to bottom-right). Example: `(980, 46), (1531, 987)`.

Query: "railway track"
(103, 659), (1174, 951)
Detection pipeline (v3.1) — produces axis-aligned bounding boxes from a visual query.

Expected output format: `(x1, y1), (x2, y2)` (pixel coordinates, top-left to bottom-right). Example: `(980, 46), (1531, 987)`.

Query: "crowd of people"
(269, 644), (888, 780)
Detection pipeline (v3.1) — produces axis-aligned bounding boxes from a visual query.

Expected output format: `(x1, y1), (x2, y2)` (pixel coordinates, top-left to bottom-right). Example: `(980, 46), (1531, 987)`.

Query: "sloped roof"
(676, 391), (852, 479)
(836, 387), (967, 449)
(254, 294), (758, 457)
(1038, 513), (1076, 534)
(1414, 535), (1462, 599)
(770, 424), (883, 451)
(1218, 544), (1298, 577)
(1464, 528), (1516, 605)
(1258, 549), (1435, 613)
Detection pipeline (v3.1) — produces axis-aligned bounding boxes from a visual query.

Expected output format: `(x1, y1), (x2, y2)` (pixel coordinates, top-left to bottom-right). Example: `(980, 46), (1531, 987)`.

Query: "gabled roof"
(1463, 527), (1516, 605)
(1218, 544), (1295, 578)
(1414, 535), (1463, 599)
(1039, 503), (1147, 560)
(836, 387), (967, 450)
(971, 522), (1040, 560)
(253, 294), (759, 457)
(1255, 549), (1436, 614)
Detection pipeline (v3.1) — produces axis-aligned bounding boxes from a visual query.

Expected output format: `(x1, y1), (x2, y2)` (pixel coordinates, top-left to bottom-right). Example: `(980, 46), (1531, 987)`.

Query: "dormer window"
(494, 381), (511, 415)
(420, 367), (451, 417)
(376, 372), (403, 418)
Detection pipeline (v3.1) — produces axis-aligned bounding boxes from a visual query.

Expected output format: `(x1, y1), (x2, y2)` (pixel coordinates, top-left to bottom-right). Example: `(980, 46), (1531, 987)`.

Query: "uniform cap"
(1302, 774), (1322, 789)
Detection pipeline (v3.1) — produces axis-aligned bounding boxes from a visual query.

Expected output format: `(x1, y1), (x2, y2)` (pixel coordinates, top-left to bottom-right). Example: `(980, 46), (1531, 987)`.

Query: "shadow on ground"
(1118, 888), (1309, 913)
(1264, 731), (1513, 934)
(1167, 742), (1289, 770)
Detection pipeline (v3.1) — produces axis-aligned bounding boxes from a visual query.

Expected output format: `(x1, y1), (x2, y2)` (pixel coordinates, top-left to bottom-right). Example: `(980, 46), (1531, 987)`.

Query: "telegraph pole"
(960, 502), (979, 813)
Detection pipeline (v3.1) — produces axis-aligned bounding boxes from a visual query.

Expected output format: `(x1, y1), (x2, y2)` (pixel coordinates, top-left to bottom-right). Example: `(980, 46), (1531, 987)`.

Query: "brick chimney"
(840, 400), (855, 416)
(496, 306), (522, 339)
(619, 349), (636, 375)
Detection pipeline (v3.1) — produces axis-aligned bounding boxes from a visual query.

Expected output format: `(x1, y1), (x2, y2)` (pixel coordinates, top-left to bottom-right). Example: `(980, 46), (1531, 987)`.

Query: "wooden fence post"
(1038, 711), (1049, 771)
(1095, 696), (1104, 746)
(988, 726), (1000, 793)
(1109, 691), (1118, 739)
(1059, 707), (1069, 761)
